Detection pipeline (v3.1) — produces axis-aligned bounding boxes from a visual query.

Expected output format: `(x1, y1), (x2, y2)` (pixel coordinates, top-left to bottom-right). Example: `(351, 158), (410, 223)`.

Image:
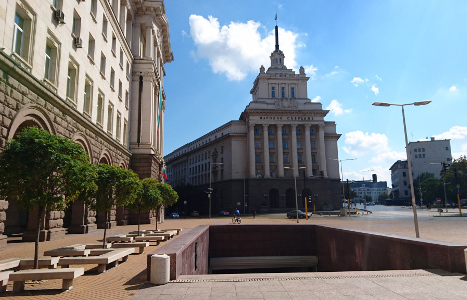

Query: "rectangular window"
(298, 154), (303, 163)
(111, 33), (116, 55)
(297, 141), (302, 149)
(102, 15), (108, 40)
(415, 154), (418, 158)
(255, 154), (261, 163)
(310, 141), (315, 149)
(269, 141), (274, 149)
(110, 68), (115, 89)
(269, 154), (274, 163)
(118, 80), (122, 100)
(254, 128), (260, 135)
(66, 60), (78, 102)
(268, 128), (273, 135)
(116, 111), (121, 141)
(125, 91), (129, 108)
(422, 148), (425, 152)
(100, 53), (106, 76)
(414, 149), (417, 152)
(13, 13), (25, 56)
(107, 103), (114, 134)
(97, 93), (104, 125)
(43, 38), (59, 85)
(291, 87), (295, 98)
(283, 154), (289, 163)
(310, 129), (314, 135)
(83, 78), (93, 116)
(282, 128), (287, 135)
(312, 154), (316, 163)
(281, 87), (285, 98)
(255, 140), (261, 149)
(72, 11), (81, 37)
(296, 129), (301, 135)
(88, 34), (95, 61)
(283, 141), (288, 149)
(90, 0), (97, 16)
(44, 45), (52, 80)
(119, 49), (124, 68)
(271, 87), (275, 98)
(126, 61), (130, 78)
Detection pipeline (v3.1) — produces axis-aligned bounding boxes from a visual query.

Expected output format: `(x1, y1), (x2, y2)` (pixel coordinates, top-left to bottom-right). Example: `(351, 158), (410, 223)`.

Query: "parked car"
(219, 210), (230, 216)
(170, 212), (179, 218)
(286, 210), (307, 219)
(191, 211), (199, 217)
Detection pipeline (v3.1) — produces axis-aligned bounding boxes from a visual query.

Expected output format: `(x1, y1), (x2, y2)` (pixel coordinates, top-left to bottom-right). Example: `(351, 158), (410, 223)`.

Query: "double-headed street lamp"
(208, 162), (223, 219)
(284, 166), (306, 223)
(372, 100), (431, 238)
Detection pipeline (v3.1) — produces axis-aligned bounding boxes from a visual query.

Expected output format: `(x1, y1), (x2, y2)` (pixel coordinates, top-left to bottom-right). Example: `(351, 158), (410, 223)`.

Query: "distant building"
(389, 160), (410, 199)
(350, 174), (388, 203)
(408, 138), (452, 179)
(165, 24), (342, 215)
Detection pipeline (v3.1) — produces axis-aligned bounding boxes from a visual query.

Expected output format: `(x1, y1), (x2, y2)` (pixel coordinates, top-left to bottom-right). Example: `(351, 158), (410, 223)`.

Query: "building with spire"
(165, 22), (341, 215)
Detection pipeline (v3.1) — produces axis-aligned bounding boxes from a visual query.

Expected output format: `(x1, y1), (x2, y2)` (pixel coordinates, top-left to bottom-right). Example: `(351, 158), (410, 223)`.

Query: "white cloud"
(343, 131), (390, 156)
(189, 15), (303, 81)
(449, 85), (457, 92)
(304, 64), (318, 79)
(369, 151), (406, 164)
(375, 75), (382, 81)
(351, 77), (365, 87)
(324, 66), (340, 78)
(371, 84), (379, 95)
(311, 96), (321, 103)
(326, 100), (351, 116)
(434, 126), (467, 140)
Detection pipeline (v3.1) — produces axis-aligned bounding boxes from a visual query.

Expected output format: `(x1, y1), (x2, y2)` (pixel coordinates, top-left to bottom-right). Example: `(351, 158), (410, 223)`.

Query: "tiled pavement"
(0, 207), (466, 299)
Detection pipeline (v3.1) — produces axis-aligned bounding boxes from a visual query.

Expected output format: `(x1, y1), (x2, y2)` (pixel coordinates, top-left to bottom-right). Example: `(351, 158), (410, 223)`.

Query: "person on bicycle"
(234, 208), (240, 221)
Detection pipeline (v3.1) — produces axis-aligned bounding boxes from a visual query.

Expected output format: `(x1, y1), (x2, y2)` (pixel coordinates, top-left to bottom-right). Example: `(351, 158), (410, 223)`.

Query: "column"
(318, 124), (327, 177)
(262, 124), (270, 178)
(291, 124), (298, 177)
(304, 125), (313, 177)
(276, 124), (284, 177)
(145, 25), (153, 60)
(131, 24), (141, 58)
(248, 124), (255, 178)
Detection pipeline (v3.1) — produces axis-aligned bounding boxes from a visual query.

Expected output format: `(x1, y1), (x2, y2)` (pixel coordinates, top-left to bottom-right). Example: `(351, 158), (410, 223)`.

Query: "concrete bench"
(209, 256), (318, 272)
(146, 232), (174, 239)
(0, 271), (13, 293)
(9, 267), (84, 291)
(128, 230), (152, 235)
(58, 248), (134, 273)
(106, 236), (134, 243)
(85, 243), (112, 249)
(134, 236), (165, 245)
(44, 249), (91, 257)
(18, 257), (60, 270)
(0, 258), (21, 271)
(112, 242), (149, 254)
(163, 228), (182, 235)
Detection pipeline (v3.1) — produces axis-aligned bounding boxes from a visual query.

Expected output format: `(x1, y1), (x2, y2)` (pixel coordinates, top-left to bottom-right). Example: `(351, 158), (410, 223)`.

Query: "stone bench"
(106, 236), (134, 243)
(44, 247), (90, 257)
(163, 228), (182, 235)
(209, 256), (319, 272)
(18, 257), (60, 270)
(85, 243), (112, 249)
(134, 236), (165, 245)
(112, 242), (149, 254)
(146, 232), (174, 239)
(0, 258), (21, 272)
(9, 267), (84, 291)
(58, 248), (134, 273)
(0, 271), (13, 293)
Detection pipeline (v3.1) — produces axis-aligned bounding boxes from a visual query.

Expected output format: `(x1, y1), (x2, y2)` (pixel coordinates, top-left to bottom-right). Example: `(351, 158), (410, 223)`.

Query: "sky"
(162, 0), (467, 184)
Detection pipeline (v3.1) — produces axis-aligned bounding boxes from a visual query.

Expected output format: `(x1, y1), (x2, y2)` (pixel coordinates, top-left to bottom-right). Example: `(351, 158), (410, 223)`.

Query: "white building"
(408, 138), (452, 179)
(389, 160), (410, 199)
(165, 25), (341, 214)
(350, 175), (388, 203)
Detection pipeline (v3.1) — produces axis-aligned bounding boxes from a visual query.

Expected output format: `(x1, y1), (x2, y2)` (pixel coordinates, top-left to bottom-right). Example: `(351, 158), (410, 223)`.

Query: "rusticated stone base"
(97, 221), (117, 229)
(68, 224), (97, 234)
(22, 229), (48, 242)
(0, 235), (7, 251)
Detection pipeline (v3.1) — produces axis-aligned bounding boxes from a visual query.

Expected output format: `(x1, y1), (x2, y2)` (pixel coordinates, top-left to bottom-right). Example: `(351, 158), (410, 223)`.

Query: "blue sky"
(162, 0), (467, 183)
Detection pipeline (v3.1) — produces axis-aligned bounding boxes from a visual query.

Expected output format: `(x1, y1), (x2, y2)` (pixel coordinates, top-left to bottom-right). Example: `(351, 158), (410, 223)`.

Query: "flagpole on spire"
(275, 13), (277, 25)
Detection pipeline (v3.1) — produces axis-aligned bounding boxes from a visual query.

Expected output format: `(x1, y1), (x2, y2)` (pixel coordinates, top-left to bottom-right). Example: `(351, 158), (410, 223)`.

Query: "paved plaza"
(0, 205), (466, 299)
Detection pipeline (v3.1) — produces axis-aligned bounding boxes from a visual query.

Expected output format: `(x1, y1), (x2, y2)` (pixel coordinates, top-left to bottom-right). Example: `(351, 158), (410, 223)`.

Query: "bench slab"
(85, 243), (112, 249)
(44, 249), (90, 257)
(59, 248), (134, 273)
(112, 242), (149, 254)
(106, 236), (134, 243)
(0, 258), (21, 272)
(18, 257), (60, 270)
(10, 267), (84, 291)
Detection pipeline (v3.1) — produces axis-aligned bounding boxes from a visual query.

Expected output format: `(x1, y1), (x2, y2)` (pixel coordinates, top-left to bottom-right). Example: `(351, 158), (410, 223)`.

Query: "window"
(269, 155), (274, 163)
(445, 147), (449, 150)
(107, 103), (114, 134)
(119, 49), (124, 68)
(283, 141), (288, 149)
(118, 80), (122, 100)
(296, 128), (301, 135)
(97, 93), (104, 125)
(271, 87), (275, 98)
(72, 11), (81, 37)
(12, 7), (34, 66)
(13, 13), (25, 56)
(116, 111), (121, 141)
(282, 128), (287, 135)
(125, 90), (129, 108)
(255, 154), (261, 163)
(312, 154), (316, 163)
(281, 87), (285, 98)
(422, 148), (425, 152)
(298, 154), (303, 163)
(297, 141), (302, 149)
(310, 129), (314, 135)
(88, 34), (95, 61)
(254, 128), (260, 135)
(90, 0), (97, 17)
(123, 119), (127, 146)
(415, 154), (418, 158)
(268, 128), (273, 135)
(100, 53), (106, 76)
(414, 149), (417, 153)
(269, 141), (274, 149)
(43, 37), (59, 85)
(110, 68), (115, 89)
(102, 15), (108, 40)
(126, 61), (130, 78)
(111, 33), (116, 55)
(66, 59), (78, 102)
(83, 78), (93, 116)
(291, 87), (295, 98)
(423, 154), (425, 158)
(310, 141), (315, 149)
(255, 140), (261, 149)
(283, 154), (289, 163)
(403, 180), (407, 186)
(402, 172), (406, 177)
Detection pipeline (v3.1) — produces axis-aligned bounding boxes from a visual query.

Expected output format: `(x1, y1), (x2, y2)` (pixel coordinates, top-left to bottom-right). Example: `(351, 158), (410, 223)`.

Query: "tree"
(87, 164), (140, 247)
(155, 182), (178, 230)
(126, 178), (162, 235)
(0, 127), (96, 268)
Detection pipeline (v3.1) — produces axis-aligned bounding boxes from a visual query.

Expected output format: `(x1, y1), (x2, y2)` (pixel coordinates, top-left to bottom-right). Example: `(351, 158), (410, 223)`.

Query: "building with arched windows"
(165, 25), (341, 216)
(0, 0), (173, 248)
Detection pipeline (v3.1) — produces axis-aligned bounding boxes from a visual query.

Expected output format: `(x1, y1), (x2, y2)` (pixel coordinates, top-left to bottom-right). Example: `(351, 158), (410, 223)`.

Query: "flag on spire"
(275, 14), (277, 20)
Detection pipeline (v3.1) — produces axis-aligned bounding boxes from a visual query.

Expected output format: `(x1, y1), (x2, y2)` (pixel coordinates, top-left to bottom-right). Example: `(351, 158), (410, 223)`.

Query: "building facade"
(389, 160), (410, 199)
(349, 175), (388, 203)
(165, 25), (341, 215)
(408, 138), (452, 179)
(0, 0), (173, 248)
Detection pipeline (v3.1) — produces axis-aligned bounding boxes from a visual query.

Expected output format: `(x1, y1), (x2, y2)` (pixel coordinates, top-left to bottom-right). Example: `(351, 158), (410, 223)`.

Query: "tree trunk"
(137, 211), (141, 236)
(155, 207), (159, 231)
(102, 210), (108, 248)
(34, 206), (45, 269)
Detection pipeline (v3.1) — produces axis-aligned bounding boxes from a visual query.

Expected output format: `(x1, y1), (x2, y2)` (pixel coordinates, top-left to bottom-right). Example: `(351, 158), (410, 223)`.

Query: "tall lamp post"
(284, 166), (306, 223)
(209, 162), (223, 219)
(362, 169), (374, 210)
(373, 100), (431, 238)
(332, 158), (356, 204)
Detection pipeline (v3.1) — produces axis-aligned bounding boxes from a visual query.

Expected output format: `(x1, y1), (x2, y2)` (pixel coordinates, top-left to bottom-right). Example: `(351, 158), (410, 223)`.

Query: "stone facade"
(0, 0), (173, 248)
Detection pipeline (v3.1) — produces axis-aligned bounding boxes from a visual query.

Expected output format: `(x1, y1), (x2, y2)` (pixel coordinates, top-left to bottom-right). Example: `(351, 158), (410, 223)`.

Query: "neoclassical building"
(165, 25), (341, 215)
(0, 0), (173, 248)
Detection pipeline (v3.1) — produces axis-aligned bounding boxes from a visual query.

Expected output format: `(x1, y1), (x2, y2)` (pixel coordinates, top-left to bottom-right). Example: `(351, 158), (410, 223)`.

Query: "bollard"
(150, 254), (170, 285)
(465, 248), (467, 274)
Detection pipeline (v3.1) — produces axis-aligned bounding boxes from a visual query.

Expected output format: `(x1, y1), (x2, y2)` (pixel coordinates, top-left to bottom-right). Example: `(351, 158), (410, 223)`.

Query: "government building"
(0, 0), (173, 248)
(165, 25), (341, 215)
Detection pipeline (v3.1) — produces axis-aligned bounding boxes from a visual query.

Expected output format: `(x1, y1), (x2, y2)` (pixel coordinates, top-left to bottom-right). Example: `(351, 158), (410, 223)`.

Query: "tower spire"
(275, 14), (279, 51)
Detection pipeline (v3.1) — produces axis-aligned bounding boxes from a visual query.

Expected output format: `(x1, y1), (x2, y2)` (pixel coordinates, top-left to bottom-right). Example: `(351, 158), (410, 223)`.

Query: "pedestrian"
(234, 208), (240, 223)
(252, 208), (256, 218)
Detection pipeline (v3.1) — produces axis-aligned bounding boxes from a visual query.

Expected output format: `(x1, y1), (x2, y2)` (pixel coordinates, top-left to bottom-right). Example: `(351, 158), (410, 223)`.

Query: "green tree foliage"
(444, 155), (467, 205)
(0, 127), (96, 268)
(87, 164), (140, 247)
(126, 178), (162, 235)
(155, 182), (178, 230)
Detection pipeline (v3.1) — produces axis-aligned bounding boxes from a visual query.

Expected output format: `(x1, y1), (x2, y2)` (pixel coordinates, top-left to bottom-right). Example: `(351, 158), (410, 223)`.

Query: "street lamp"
(373, 100), (431, 238)
(332, 158), (356, 204)
(362, 169), (374, 210)
(209, 162), (223, 219)
(284, 166), (306, 223)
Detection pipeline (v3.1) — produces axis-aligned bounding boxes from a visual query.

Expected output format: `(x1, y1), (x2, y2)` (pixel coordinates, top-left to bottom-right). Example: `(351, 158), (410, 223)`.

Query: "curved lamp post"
(372, 100), (431, 238)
